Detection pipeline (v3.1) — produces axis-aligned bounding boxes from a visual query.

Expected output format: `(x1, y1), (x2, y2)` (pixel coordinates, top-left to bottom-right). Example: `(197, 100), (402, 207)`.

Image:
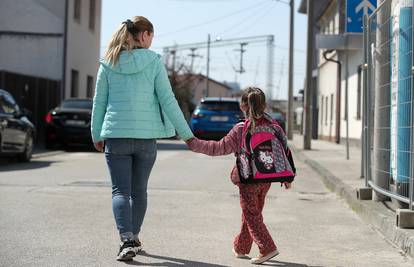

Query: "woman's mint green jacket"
(91, 49), (194, 142)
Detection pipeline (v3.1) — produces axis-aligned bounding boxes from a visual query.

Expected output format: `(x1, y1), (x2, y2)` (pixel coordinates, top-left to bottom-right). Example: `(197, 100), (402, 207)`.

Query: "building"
(0, 0), (101, 138)
(176, 74), (236, 105)
(299, 0), (365, 145)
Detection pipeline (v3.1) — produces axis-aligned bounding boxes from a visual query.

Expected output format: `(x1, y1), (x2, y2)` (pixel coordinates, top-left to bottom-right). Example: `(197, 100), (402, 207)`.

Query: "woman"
(91, 16), (193, 261)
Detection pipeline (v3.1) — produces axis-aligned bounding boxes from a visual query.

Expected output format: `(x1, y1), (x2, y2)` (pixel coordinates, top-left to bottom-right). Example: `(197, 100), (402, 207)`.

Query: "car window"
(0, 93), (18, 114)
(199, 101), (240, 111)
(61, 100), (93, 110)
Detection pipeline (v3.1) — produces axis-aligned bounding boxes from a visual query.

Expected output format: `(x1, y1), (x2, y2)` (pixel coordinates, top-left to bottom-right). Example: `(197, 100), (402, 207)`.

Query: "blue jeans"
(105, 138), (157, 241)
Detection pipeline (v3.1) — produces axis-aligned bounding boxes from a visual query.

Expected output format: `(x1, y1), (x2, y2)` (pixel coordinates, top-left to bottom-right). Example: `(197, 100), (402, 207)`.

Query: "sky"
(101, 0), (308, 100)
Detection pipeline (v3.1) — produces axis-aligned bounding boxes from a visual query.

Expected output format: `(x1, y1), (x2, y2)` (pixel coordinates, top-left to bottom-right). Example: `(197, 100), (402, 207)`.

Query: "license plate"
(66, 120), (85, 126)
(210, 116), (229, 122)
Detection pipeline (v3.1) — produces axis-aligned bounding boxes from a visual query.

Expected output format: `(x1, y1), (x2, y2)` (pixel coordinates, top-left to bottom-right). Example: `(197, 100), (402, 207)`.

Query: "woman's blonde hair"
(241, 87), (266, 131)
(104, 16), (154, 65)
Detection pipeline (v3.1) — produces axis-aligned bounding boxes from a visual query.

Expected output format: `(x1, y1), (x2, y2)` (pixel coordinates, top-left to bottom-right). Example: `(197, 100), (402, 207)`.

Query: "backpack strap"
(241, 120), (252, 154)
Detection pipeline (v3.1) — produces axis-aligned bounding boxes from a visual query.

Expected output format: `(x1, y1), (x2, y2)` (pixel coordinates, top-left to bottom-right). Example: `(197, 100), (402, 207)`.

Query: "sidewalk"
(290, 134), (414, 258)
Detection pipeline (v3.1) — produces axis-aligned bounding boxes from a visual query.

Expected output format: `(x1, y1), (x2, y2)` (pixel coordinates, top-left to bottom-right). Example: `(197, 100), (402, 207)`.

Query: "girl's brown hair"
(104, 16), (154, 65)
(241, 87), (267, 131)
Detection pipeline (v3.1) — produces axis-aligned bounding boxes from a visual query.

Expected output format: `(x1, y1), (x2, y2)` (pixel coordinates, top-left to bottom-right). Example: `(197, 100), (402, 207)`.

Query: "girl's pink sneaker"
(232, 247), (249, 259)
(250, 249), (279, 264)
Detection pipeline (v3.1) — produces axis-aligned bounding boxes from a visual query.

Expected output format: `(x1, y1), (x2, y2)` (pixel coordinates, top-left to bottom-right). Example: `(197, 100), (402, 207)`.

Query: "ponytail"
(241, 87), (266, 132)
(104, 16), (154, 65)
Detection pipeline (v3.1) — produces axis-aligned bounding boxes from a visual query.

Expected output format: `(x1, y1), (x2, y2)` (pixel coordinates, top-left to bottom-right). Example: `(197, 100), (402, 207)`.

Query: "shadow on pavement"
(157, 142), (189, 151)
(264, 260), (325, 267)
(0, 160), (57, 171)
(125, 251), (227, 266)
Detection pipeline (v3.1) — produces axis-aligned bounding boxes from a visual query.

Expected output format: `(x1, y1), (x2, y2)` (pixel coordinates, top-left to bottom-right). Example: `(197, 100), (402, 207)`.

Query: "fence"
(0, 71), (61, 143)
(364, 0), (414, 209)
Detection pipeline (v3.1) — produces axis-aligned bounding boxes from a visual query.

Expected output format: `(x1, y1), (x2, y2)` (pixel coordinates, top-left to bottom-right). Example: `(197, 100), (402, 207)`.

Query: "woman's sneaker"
(133, 239), (143, 253)
(250, 249), (279, 265)
(116, 240), (136, 261)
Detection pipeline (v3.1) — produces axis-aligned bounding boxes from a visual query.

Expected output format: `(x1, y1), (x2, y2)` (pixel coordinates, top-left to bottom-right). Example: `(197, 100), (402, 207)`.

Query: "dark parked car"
(189, 98), (243, 140)
(45, 98), (93, 148)
(270, 112), (286, 132)
(0, 89), (35, 162)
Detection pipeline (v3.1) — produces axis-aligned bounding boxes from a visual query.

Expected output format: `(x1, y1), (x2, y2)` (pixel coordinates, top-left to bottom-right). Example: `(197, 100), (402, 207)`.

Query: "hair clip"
(122, 19), (138, 34)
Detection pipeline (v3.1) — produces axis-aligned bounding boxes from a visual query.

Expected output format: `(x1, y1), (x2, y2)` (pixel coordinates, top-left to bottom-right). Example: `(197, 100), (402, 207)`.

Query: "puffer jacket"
(91, 49), (193, 142)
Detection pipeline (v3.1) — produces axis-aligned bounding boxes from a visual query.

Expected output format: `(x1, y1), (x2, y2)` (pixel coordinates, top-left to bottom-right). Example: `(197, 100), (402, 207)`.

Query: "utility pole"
(304, 0), (314, 150)
(235, 42), (248, 74)
(287, 0), (295, 140)
(188, 48), (201, 73)
(170, 49), (177, 78)
(205, 34), (211, 97)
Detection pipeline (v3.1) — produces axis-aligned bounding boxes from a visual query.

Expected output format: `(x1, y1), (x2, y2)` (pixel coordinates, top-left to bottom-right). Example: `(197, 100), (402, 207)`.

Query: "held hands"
(94, 141), (105, 152)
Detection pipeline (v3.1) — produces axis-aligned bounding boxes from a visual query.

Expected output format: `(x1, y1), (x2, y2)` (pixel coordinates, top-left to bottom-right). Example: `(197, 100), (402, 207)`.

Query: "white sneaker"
(250, 250), (279, 265)
(232, 247), (249, 259)
(116, 241), (136, 261)
(133, 239), (143, 253)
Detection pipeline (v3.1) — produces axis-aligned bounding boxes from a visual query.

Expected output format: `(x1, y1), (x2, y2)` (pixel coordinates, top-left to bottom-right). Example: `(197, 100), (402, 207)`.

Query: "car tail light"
(45, 113), (53, 124)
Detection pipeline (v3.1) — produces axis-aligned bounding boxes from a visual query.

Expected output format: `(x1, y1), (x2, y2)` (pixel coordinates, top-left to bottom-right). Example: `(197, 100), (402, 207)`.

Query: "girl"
(91, 16), (193, 261)
(186, 87), (292, 265)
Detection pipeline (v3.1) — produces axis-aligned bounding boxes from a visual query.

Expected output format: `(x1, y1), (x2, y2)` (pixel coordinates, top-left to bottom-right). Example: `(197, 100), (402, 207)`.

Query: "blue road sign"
(346, 0), (377, 33)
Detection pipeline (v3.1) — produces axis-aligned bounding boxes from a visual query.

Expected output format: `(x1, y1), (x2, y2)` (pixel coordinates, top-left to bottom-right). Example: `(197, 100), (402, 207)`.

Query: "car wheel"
(18, 133), (33, 162)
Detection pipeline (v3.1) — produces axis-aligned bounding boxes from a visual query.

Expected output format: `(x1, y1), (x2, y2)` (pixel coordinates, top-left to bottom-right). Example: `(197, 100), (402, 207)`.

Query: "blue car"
(190, 98), (243, 140)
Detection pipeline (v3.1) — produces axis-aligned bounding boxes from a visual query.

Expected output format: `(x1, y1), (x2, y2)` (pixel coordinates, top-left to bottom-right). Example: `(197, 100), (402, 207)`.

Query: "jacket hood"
(100, 49), (160, 74)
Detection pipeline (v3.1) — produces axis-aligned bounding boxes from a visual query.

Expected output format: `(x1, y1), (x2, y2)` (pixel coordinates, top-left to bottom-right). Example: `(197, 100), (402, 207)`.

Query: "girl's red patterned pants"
(234, 183), (277, 255)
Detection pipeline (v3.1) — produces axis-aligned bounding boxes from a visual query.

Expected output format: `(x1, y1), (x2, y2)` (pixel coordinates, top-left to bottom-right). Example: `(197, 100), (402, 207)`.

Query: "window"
(61, 99), (92, 110)
(325, 96), (328, 125)
(87, 75), (94, 98)
(74, 0), (81, 22)
(330, 94), (334, 124)
(356, 65), (362, 120)
(71, 70), (79, 97)
(199, 101), (241, 111)
(89, 0), (96, 31)
(0, 92), (18, 114)
(320, 96), (324, 127)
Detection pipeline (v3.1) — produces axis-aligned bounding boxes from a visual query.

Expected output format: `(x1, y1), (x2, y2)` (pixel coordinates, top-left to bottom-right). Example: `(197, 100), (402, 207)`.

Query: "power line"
(156, 0), (270, 38)
(218, 1), (276, 37)
(224, 1), (278, 38)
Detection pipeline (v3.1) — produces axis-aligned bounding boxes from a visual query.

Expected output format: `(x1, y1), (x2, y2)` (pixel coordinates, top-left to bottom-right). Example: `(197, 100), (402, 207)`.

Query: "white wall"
(340, 49), (364, 141)
(65, 0), (101, 99)
(318, 54), (338, 140)
(0, 0), (65, 80)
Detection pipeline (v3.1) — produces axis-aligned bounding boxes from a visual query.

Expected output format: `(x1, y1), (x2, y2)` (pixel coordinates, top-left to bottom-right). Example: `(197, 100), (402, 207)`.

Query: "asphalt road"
(0, 140), (412, 267)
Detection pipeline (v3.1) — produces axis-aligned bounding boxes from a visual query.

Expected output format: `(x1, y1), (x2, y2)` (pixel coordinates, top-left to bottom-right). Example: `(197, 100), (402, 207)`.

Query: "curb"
(32, 150), (65, 159)
(291, 145), (414, 259)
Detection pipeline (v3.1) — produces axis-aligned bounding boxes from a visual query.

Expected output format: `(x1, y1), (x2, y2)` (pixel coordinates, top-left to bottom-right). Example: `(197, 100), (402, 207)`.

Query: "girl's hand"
(94, 141), (105, 152)
(283, 182), (292, 189)
(185, 137), (195, 145)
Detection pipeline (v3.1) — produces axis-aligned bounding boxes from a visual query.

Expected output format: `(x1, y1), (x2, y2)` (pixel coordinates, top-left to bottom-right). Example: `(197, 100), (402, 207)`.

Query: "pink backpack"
(236, 119), (296, 184)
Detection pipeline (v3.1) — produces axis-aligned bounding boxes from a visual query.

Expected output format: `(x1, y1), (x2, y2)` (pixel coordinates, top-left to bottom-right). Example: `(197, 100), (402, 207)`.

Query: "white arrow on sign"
(356, 0), (375, 16)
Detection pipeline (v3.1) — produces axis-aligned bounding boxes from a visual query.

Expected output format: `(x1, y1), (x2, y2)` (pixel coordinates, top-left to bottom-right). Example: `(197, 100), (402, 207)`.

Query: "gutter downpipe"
(323, 49), (341, 144)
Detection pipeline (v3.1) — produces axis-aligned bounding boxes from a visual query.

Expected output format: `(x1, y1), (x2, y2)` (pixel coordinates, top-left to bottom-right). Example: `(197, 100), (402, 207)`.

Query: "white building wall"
(340, 49), (364, 141)
(0, 0), (65, 80)
(65, 0), (101, 99)
(318, 55), (338, 141)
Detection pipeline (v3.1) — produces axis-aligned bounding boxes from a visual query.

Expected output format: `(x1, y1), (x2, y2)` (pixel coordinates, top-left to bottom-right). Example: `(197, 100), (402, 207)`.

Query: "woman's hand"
(283, 182), (292, 189)
(94, 141), (105, 152)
